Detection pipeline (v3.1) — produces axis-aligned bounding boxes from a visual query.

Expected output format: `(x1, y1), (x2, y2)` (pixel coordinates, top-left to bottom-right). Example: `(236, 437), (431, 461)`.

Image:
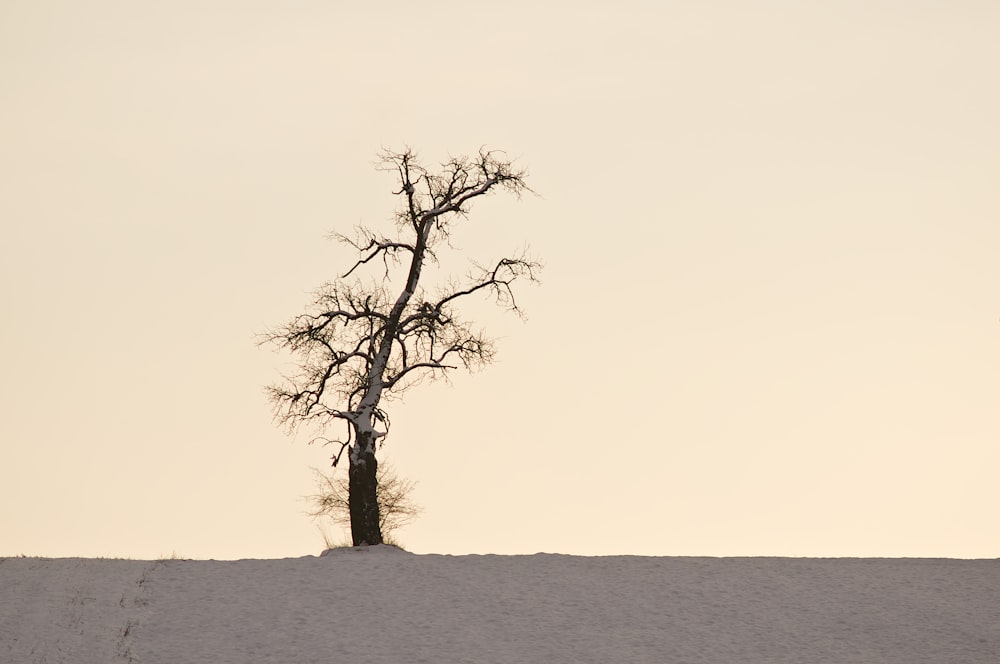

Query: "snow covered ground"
(2, 548), (998, 663)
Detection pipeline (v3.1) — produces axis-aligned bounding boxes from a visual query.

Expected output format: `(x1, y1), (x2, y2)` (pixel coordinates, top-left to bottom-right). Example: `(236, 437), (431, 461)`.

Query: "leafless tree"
(262, 147), (540, 546)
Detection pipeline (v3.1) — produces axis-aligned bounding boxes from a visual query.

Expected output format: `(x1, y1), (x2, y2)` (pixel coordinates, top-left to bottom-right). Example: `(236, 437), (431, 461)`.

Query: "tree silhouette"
(263, 148), (539, 545)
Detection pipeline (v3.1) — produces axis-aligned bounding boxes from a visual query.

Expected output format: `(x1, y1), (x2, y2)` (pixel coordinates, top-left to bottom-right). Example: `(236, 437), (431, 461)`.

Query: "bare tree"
(263, 147), (540, 546)
(309, 461), (421, 545)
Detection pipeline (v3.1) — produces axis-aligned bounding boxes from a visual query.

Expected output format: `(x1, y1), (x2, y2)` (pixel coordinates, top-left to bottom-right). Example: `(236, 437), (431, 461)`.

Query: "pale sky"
(2, 0), (998, 560)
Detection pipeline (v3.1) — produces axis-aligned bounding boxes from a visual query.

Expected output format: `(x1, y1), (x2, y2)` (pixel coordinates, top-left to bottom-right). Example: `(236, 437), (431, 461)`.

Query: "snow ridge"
(2, 551), (998, 663)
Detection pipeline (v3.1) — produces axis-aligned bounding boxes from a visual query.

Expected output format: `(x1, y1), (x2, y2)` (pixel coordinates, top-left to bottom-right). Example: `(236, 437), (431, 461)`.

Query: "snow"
(2, 548), (998, 663)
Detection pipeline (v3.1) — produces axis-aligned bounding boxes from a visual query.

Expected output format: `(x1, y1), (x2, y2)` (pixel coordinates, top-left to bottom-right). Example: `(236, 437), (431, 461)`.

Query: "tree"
(309, 461), (421, 546)
(263, 147), (540, 546)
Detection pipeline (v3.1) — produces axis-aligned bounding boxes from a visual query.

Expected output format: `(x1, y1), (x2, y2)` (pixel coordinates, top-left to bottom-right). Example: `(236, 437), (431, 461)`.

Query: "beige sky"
(2, 0), (998, 559)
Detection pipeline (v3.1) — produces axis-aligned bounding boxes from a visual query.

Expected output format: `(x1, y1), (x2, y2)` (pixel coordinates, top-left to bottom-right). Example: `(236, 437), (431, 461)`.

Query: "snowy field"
(2, 547), (998, 663)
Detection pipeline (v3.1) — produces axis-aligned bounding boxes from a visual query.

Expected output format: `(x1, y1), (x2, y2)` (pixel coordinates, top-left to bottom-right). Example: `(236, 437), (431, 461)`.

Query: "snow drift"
(2, 547), (998, 663)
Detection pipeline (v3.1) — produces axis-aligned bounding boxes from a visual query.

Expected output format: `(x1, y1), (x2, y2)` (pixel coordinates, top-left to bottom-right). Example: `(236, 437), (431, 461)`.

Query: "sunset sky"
(2, 0), (998, 559)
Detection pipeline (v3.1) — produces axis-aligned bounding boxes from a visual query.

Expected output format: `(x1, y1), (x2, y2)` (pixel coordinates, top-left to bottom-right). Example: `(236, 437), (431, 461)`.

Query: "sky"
(1, 0), (998, 560)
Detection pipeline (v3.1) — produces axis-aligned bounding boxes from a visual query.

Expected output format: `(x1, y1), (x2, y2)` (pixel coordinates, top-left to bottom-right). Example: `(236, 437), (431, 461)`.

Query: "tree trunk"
(348, 431), (383, 546)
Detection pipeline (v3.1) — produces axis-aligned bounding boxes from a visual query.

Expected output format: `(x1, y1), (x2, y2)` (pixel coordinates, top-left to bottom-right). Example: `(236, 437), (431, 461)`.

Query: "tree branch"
(336, 229), (416, 279)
